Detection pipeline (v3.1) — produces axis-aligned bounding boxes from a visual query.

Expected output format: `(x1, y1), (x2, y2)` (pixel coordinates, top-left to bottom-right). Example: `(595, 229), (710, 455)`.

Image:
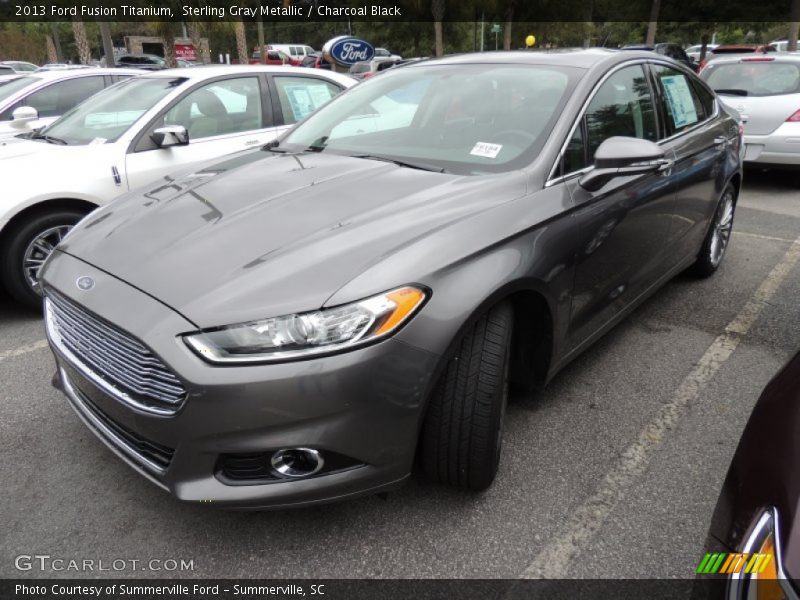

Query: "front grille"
(46, 289), (186, 413)
(70, 375), (175, 471)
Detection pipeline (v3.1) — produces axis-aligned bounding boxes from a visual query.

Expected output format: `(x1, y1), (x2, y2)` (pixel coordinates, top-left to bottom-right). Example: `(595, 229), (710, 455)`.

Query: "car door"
(562, 63), (678, 349)
(123, 74), (278, 190)
(649, 63), (729, 269)
(268, 74), (345, 135)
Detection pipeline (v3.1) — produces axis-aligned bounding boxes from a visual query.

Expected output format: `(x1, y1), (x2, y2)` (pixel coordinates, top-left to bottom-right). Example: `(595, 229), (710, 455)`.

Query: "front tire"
(692, 183), (736, 277)
(420, 302), (513, 491)
(0, 209), (85, 309)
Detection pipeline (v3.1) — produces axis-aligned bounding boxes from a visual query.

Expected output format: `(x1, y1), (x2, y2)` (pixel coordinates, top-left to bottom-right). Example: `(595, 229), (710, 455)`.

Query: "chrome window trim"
(45, 298), (178, 416)
(60, 367), (168, 477)
(545, 58), (719, 188)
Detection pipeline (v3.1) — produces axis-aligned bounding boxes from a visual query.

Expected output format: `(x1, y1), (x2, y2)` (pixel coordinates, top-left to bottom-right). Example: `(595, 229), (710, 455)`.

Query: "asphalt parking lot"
(2, 168), (799, 580)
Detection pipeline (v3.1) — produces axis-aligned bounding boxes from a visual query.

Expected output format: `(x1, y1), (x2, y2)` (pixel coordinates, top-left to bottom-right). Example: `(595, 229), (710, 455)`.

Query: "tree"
(234, 21), (248, 65)
(188, 22), (205, 63)
(45, 34), (58, 63)
(790, 0), (799, 52)
(153, 23), (178, 68)
(503, 0), (516, 50)
(99, 21), (114, 67)
(645, 0), (661, 45)
(432, 0), (445, 56)
(71, 19), (91, 64)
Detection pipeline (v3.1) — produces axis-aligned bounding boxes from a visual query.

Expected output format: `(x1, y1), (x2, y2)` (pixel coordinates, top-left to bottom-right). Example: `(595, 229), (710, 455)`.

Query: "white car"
(701, 55), (800, 166)
(1, 61), (39, 73)
(0, 68), (140, 141)
(0, 65), (355, 307)
(685, 44), (719, 62)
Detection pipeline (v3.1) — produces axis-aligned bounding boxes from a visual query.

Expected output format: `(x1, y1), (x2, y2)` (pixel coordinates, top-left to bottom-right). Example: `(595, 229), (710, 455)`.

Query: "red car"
(249, 49), (302, 66)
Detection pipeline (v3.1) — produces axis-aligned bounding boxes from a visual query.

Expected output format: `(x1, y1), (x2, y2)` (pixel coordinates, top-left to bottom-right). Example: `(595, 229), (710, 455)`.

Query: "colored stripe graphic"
(696, 553), (774, 574)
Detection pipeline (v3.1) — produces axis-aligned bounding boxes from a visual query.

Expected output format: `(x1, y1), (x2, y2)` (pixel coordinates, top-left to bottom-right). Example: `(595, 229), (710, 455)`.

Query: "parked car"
(36, 63), (94, 72)
(770, 40), (789, 53)
(0, 65), (355, 307)
(267, 44), (317, 60)
(694, 348), (800, 599)
(249, 49), (302, 66)
(700, 44), (777, 70)
(622, 43), (698, 71)
(701, 54), (800, 166)
(40, 49), (742, 509)
(0, 68), (139, 141)
(374, 47), (402, 60)
(0, 60), (38, 73)
(0, 65), (15, 76)
(348, 57), (400, 80)
(685, 43), (719, 62)
(116, 54), (167, 70)
(301, 52), (321, 68)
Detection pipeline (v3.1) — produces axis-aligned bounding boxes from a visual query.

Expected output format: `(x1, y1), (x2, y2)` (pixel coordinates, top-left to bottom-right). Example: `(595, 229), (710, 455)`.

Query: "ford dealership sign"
(323, 36), (375, 67)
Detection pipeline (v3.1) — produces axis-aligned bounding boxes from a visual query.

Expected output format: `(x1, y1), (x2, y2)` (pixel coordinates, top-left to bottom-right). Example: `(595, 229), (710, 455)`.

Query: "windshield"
(281, 64), (579, 175)
(41, 76), (186, 145)
(0, 76), (40, 105)
(704, 62), (800, 96)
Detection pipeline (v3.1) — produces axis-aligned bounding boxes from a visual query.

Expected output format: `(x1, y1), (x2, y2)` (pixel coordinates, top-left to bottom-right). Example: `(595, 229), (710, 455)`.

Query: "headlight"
(728, 508), (794, 600)
(183, 286), (427, 364)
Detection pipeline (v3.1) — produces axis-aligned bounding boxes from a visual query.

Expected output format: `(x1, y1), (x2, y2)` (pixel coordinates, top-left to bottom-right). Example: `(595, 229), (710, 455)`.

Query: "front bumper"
(743, 123), (800, 165)
(43, 252), (439, 509)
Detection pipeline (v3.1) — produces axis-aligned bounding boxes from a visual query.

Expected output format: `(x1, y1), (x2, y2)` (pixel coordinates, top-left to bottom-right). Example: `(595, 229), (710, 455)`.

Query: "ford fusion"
(42, 50), (742, 509)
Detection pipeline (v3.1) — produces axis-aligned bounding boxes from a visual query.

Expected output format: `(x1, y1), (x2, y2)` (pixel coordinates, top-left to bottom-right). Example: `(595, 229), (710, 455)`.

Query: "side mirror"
(151, 125), (189, 148)
(579, 136), (669, 192)
(11, 106), (38, 126)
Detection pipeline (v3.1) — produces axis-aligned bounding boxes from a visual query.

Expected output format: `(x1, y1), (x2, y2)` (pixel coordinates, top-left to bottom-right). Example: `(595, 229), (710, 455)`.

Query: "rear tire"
(420, 302), (513, 491)
(0, 209), (85, 310)
(691, 183), (736, 278)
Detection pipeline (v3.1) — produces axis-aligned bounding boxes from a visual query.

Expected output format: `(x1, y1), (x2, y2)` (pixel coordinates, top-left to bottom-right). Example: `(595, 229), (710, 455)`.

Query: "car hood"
(58, 150), (526, 328)
(0, 117), (57, 142)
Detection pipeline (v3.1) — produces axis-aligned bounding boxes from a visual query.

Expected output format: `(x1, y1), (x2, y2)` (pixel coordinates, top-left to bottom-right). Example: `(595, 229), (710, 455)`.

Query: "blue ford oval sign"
(324, 36), (375, 67)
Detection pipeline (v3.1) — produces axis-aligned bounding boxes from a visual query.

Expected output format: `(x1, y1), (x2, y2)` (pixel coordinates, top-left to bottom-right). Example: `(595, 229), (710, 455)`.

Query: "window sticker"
(660, 75), (698, 129)
(284, 84), (333, 121)
(470, 142), (503, 159)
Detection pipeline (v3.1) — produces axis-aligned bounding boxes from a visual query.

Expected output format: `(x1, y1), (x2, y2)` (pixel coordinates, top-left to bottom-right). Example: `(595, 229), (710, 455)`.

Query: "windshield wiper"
(715, 88), (749, 96)
(350, 153), (446, 173)
(30, 131), (69, 145)
(304, 135), (329, 153)
(262, 140), (287, 153)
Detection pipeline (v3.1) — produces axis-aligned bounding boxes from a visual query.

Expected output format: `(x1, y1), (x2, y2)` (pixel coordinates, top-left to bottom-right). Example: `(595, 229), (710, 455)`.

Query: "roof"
(27, 67), (141, 80)
(404, 48), (627, 70)
(139, 64), (355, 86)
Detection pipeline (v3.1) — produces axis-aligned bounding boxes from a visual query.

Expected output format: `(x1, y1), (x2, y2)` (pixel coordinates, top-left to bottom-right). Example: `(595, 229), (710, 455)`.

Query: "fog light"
(270, 448), (324, 478)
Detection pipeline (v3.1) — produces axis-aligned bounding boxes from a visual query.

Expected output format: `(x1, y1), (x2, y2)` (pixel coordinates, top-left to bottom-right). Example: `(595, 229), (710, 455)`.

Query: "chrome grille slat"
(46, 290), (186, 411)
(51, 307), (184, 390)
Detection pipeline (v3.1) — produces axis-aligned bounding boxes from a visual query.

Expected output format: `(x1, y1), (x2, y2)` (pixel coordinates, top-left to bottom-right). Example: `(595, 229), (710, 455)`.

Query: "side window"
(163, 76), (262, 140)
(652, 65), (705, 135)
(585, 65), (658, 161)
(22, 76), (105, 117)
(691, 80), (716, 119)
(562, 124), (588, 175)
(273, 76), (342, 125)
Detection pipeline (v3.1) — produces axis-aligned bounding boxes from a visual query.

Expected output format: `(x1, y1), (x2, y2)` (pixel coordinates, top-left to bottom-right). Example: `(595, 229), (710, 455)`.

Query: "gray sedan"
(701, 54), (800, 166)
(41, 49), (742, 509)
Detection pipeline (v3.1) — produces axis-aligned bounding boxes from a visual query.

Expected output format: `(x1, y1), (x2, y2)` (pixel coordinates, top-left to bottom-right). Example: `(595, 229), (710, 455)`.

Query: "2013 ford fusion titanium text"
(41, 50), (742, 509)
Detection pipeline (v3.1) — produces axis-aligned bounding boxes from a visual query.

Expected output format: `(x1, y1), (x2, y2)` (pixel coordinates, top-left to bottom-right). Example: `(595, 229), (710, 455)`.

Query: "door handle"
(655, 158), (674, 173)
(714, 136), (729, 147)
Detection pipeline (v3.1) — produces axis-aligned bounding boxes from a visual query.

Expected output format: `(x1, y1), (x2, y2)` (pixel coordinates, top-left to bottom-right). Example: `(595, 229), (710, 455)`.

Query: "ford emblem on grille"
(76, 276), (95, 290)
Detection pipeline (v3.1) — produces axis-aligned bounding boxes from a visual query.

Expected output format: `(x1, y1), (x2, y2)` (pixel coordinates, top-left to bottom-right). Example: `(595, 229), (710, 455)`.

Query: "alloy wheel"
(22, 224), (73, 289)
(709, 191), (734, 268)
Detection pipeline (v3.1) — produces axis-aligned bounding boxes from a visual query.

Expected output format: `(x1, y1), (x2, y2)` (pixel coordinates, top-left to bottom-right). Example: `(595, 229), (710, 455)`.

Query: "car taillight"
(787, 110), (800, 123)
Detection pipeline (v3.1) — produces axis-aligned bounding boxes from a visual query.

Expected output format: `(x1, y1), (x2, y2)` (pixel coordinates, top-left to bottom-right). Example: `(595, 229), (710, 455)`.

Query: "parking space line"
(733, 231), (796, 244)
(518, 235), (800, 579)
(0, 339), (49, 363)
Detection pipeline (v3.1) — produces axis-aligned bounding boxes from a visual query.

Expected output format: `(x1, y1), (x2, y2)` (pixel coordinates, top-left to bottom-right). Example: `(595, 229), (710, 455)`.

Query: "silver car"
(702, 54), (800, 166)
(42, 50), (742, 509)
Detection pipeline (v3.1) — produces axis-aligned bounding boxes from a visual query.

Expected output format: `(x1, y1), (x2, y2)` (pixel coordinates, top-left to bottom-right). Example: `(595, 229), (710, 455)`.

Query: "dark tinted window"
(691, 80), (716, 117)
(585, 65), (658, 161)
(562, 123), (588, 174)
(652, 65), (705, 134)
(20, 76), (104, 118)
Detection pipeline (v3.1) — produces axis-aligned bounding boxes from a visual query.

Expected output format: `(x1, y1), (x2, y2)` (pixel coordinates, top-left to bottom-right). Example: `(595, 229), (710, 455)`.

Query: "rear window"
(704, 62), (800, 96)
